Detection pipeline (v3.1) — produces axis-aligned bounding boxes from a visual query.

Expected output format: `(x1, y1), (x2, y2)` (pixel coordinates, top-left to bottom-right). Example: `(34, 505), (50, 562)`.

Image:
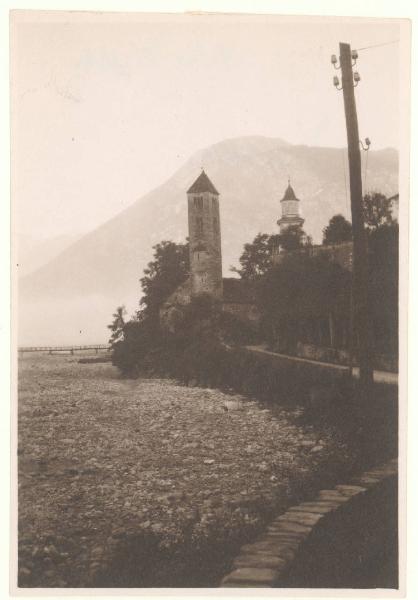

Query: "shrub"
(218, 311), (260, 346)
(111, 319), (161, 376)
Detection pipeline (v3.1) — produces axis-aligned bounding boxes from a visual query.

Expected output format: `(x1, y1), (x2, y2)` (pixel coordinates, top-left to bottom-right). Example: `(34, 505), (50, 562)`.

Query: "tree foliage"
(367, 222), (399, 355)
(363, 192), (394, 231)
(232, 227), (311, 280)
(140, 240), (189, 318)
(322, 214), (352, 245)
(110, 239), (189, 374)
(107, 306), (127, 346)
(111, 317), (161, 376)
(258, 253), (351, 352)
(231, 233), (278, 280)
(259, 253), (351, 321)
(277, 225), (311, 252)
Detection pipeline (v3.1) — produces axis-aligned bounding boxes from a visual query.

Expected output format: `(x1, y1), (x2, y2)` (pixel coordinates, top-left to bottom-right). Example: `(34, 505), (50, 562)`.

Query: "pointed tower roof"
(280, 180), (299, 202)
(187, 170), (219, 195)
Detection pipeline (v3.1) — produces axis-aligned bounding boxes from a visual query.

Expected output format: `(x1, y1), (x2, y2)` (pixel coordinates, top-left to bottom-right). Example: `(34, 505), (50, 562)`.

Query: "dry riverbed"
(18, 353), (353, 587)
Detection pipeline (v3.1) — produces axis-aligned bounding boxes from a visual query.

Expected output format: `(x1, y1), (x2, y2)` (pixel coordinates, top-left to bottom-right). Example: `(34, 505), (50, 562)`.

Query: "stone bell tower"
(187, 170), (223, 299)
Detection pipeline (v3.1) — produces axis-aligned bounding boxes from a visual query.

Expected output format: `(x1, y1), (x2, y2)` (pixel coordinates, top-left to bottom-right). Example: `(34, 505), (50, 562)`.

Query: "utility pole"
(333, 42), (373, 395)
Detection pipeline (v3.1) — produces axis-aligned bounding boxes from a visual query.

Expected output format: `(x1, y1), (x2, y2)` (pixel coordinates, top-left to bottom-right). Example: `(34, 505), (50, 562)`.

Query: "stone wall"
(296, 342), (351, 366)
(273, 241), (353, 271)
(295, 342), (397, 373)
(221, 458), (398, 588)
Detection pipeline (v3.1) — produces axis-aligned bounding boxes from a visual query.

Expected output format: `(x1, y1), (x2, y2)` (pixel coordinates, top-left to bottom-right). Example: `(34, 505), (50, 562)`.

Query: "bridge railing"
(18, 344), (111, 354)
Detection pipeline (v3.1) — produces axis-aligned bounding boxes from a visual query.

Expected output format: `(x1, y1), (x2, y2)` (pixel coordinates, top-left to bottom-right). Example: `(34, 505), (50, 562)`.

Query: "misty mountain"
(17, 233), (83, 277)
(18, 136), (398, 345)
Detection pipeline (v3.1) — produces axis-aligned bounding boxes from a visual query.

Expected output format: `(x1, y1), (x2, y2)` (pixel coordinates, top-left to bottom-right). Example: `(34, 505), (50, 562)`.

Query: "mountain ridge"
(18, 136), (398, 345)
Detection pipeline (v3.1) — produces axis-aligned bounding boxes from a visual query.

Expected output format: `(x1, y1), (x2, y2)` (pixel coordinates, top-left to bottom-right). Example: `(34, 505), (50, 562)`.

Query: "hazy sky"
(11, 12), (402, 240)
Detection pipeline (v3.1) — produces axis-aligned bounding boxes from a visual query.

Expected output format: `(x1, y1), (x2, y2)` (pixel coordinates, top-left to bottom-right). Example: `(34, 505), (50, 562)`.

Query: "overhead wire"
(356, 39), (399, 52)
(352, 40), (387, 196)
(336, 39), (396, 206)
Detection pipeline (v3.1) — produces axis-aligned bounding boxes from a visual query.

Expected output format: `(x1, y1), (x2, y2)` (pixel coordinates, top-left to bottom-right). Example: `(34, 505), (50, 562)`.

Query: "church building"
(159, 170), (259, 330)
(160, 169), (354, 336)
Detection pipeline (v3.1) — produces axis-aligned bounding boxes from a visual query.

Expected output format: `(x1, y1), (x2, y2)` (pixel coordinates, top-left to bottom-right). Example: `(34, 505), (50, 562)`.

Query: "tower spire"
(187, 170), (219, 195)
(277, 180), (304, 233)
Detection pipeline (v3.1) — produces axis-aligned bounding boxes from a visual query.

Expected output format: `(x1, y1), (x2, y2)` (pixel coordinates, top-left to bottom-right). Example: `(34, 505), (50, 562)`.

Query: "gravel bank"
(18, 354), (351, 587)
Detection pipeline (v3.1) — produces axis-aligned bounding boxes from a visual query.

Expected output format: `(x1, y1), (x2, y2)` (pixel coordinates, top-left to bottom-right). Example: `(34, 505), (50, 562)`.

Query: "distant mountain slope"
(18, 136), (398, 345)
(17, 233), (83, 277)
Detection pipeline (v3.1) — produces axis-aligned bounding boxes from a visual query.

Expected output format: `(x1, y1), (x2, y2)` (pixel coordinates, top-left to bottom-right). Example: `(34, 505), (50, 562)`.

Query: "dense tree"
(110, 239), (189, 374)
(172, 293), (222, 343)
(107, 306), (127, 346)
(362, 193), (397, 355)
(322, 214), (353, 245)
(233, 227), (312, 280)
(277, 225), (311, 252)
(139, 240), (189, 318)
(258, 253), (351, 353)
(231, 233), (278, 280)
(111, 317), (161, 376)
(363, 192), (394, 230)
(259, 254), (351, 319)
(368, 222), (399, 356)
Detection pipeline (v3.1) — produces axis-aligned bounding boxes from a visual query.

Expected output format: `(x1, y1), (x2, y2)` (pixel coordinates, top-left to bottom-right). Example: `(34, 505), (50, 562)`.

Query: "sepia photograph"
(10, 6), (409, 593)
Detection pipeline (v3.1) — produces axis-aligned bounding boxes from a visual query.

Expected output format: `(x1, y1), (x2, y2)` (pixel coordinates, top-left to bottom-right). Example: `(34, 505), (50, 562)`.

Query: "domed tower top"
(277, 179), (304, 233)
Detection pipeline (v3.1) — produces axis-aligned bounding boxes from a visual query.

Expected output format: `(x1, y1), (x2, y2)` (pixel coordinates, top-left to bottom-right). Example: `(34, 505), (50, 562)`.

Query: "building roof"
(222, 278), (258, 305)
(280, 183), (299, 202)
(187, 170), (219, 195)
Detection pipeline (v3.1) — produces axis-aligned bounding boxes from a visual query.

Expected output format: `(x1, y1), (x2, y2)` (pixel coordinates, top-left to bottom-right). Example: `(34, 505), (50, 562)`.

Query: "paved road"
(245, 346), (398, 386)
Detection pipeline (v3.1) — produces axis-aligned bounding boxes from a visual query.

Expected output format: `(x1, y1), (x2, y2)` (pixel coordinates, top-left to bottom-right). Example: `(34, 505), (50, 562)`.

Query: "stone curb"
(220, 457), (398, 587)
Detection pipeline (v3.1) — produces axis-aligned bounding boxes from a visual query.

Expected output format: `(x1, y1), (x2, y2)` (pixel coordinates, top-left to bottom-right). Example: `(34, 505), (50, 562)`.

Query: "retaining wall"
(221, 458), (398, 588)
